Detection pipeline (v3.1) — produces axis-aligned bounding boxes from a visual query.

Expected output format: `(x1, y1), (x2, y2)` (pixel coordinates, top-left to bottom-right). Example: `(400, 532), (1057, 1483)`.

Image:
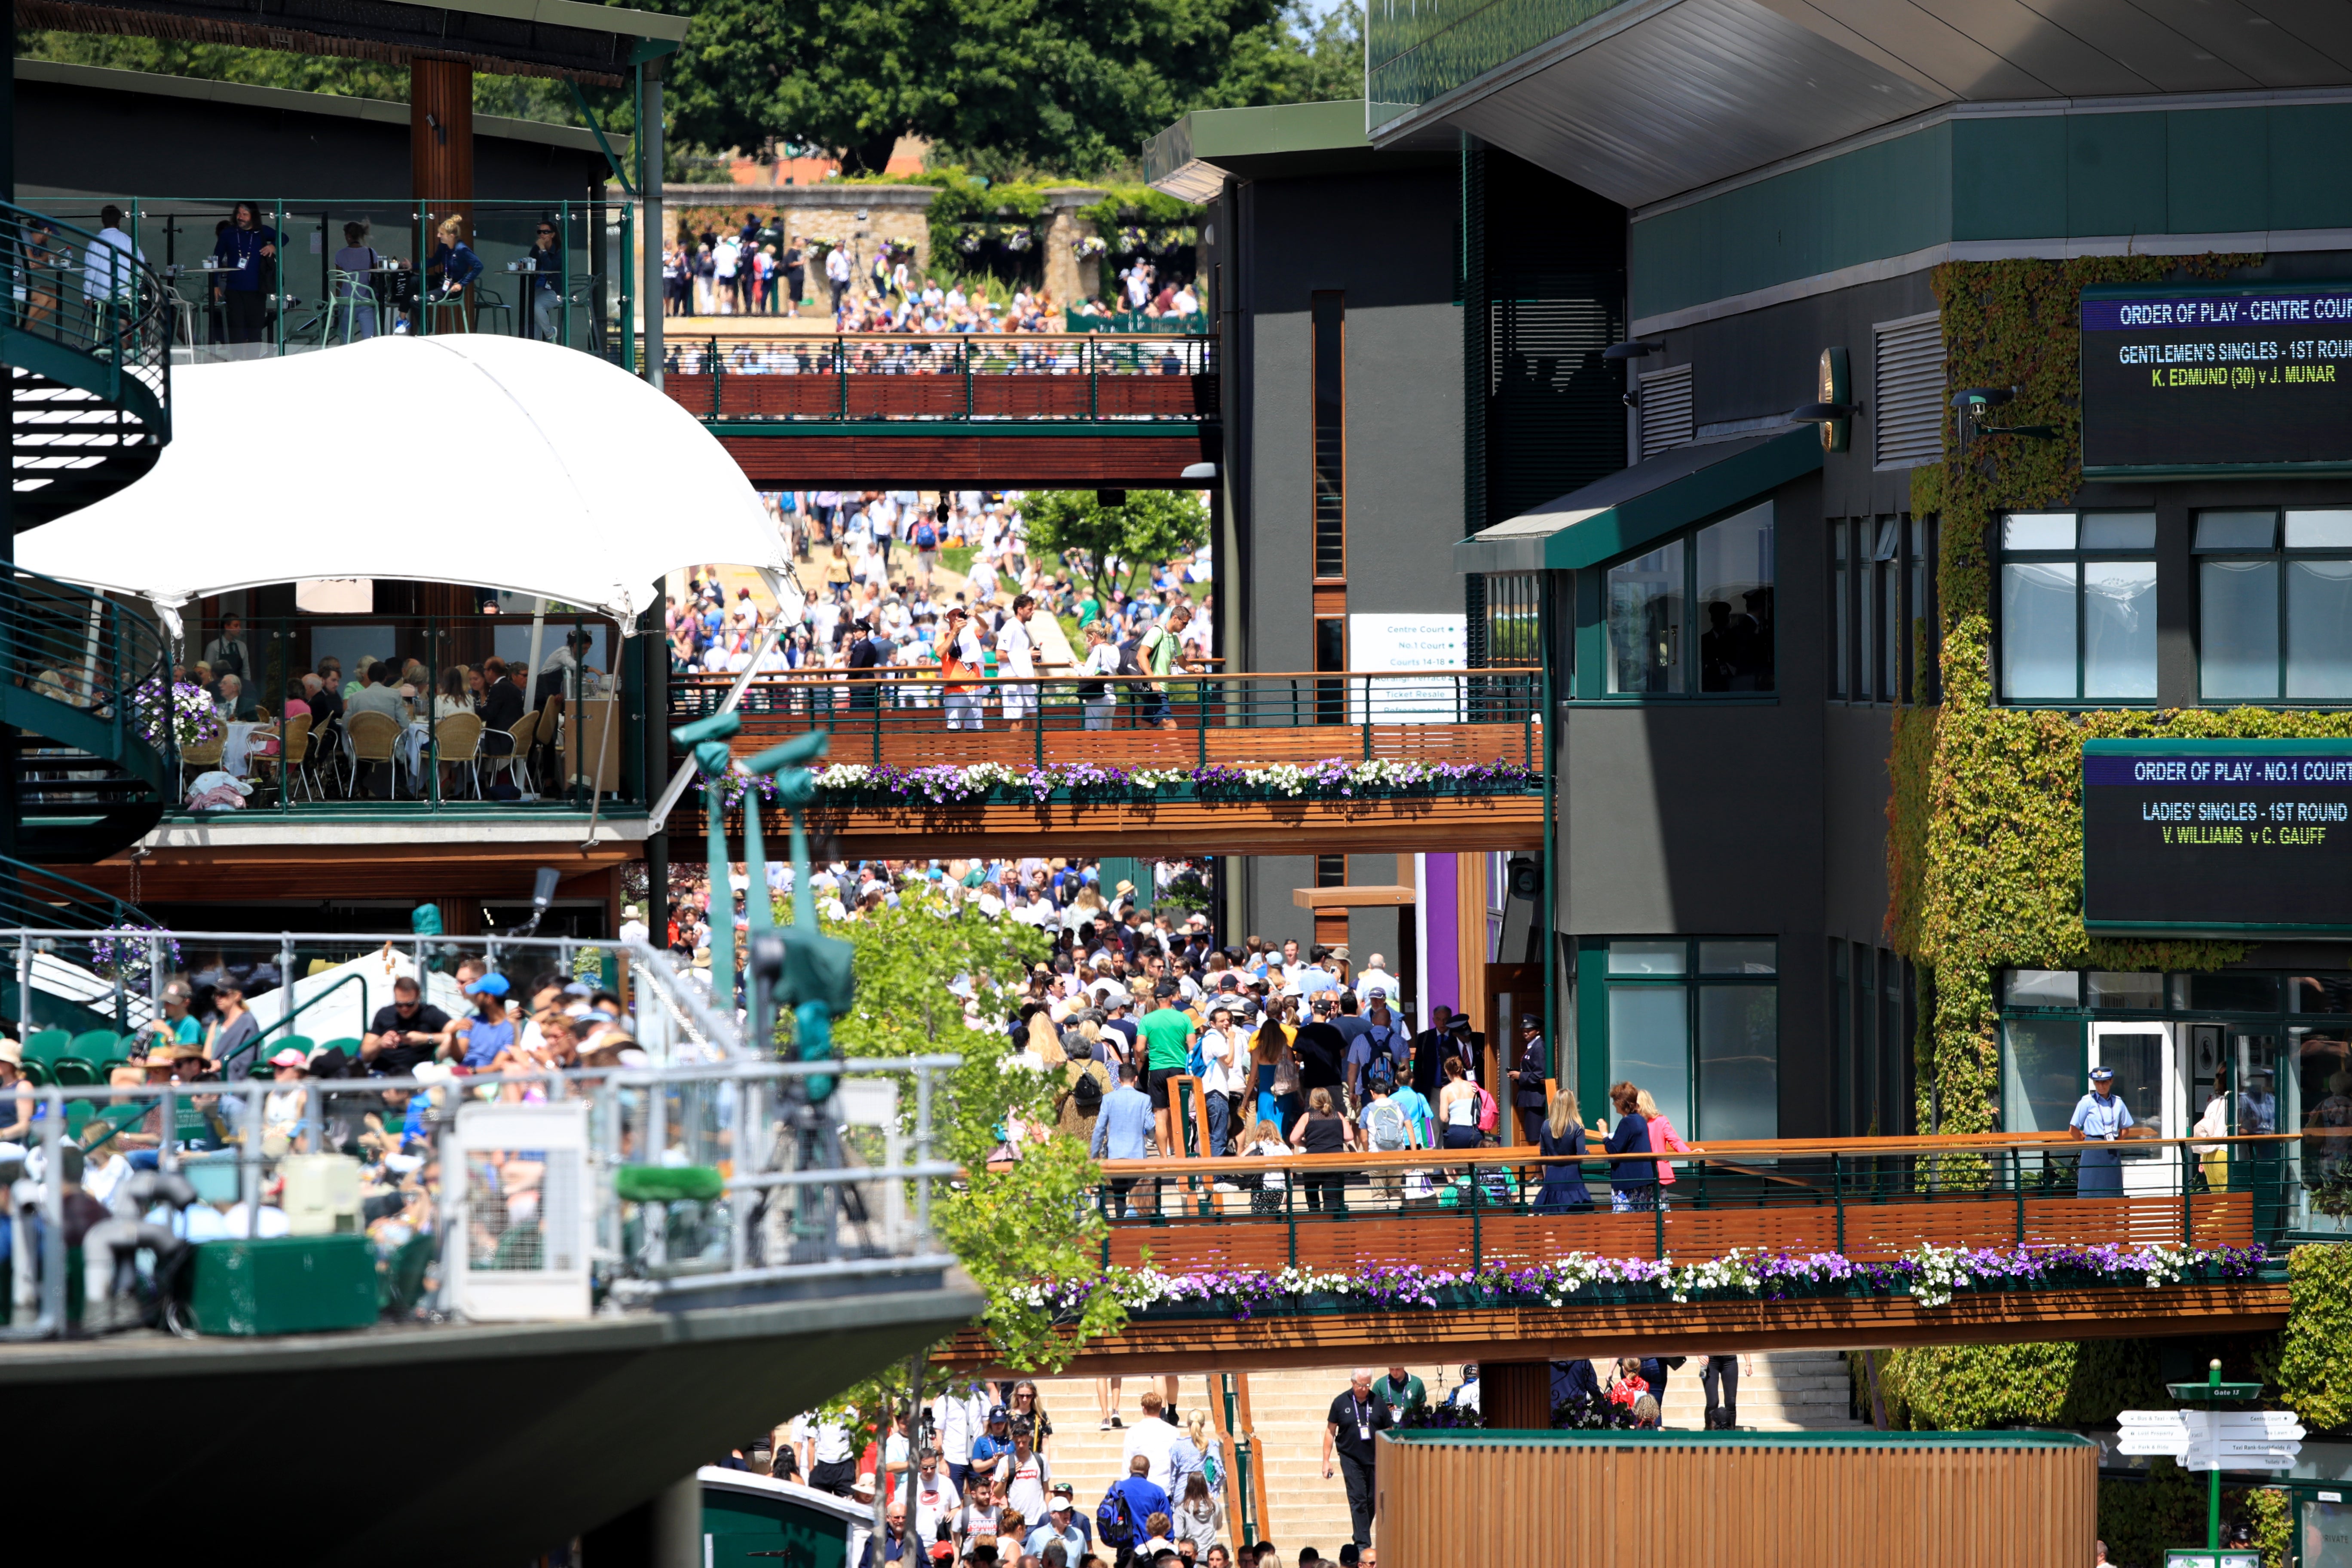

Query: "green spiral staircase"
(0, 199), (176, 929)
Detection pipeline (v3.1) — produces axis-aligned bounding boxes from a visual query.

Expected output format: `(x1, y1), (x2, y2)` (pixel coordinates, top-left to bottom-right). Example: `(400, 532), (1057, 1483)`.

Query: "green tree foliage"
(1025, 490), (1209, 603)
(824, 889), (1126, 1374)
(634, 0), (1286, 178)
(2264, 1243), (2352, 1431)
(1205, 0), (1364, 109)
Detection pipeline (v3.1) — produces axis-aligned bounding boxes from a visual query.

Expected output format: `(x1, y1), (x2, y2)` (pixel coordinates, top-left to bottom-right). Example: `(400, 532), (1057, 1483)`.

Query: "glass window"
(2195, 509), (2352, 703)
(1602, 503), (1776, 698)
(1695, 503), (1774, 692)
(1591, 938), (1779, 1140)
(1607, 940), (1686, 975)
(1605, 540), (1683, 695)
(1907, 517), (1938, 704)
(1697, 986), (1777, 1141)
(1699, 941), (1776, 974)
(2087, 971), (2164, 1010)
(1310, 292), (1345, 580)
(1609, 986), (1690, 1130)
(2006, 969), (2081, 1008)
(1831, 523), (1850, 699)
(2174, 971), (2282, 1013)
(2290, 974), (2352, 1014)
(1999, 511), (2157, 703)
(2001, 1017), (2083, 1133)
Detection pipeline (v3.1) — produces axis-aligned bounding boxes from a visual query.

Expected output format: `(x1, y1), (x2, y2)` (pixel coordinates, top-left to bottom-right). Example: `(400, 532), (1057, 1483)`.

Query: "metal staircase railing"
(0, 202), (178, 887)
(1, 197), (174, 526)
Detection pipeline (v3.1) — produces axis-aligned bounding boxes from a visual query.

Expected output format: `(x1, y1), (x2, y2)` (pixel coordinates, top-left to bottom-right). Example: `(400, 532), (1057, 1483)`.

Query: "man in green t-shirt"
(1136, 980), (1198, 1156)
(1373, 1366), (1428, 1422)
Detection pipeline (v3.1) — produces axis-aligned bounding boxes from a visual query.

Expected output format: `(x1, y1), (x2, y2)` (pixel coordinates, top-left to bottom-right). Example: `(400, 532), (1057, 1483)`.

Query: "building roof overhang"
(1453, 426), (1821, 574)
(19, 0), (688, 84)
(1145, 99), (1457, 201)
(1371, 0), (2352, 208)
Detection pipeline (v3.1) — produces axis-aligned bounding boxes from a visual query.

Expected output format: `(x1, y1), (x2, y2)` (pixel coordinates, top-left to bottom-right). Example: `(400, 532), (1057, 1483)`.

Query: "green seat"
(317, 1037), (361, 1061)
(98, 1058), (132, 1077)
(274, 1035), (315, 1063)
(247, 1063), (274, 1080)
(68, 1029), (119, 1065)
(50, 1057), (99, 1087)
(16, 1060), (49, 1087)
(61, 1101), (93, 1137)
(613, 1164), (725, 1204)
(23, 1029), (70, 1067)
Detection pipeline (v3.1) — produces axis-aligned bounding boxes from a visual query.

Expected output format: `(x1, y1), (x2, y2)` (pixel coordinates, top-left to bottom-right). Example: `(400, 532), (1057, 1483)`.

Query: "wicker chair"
(485, 708), (538, 793)
(345, 709), (405, 799)
(434, 711), (485, 799)
(178, 734), (224, 798)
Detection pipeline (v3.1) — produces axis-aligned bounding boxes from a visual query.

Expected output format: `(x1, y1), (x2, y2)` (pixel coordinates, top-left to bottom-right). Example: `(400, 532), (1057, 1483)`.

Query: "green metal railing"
(25, 197), (628, 364)
(670, 668), (1545, 773)
(657, 332), (1216, 422)
(1085, 1133), (2318, 1277)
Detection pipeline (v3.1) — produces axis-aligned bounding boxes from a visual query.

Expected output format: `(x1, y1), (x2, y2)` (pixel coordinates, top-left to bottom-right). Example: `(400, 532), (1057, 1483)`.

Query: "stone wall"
(1040, 187), (1104, 306)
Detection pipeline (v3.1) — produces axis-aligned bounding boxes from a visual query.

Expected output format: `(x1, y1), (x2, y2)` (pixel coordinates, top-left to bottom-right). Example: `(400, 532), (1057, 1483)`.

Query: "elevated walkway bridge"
(942, 1132), (2315, 1377)
(662, 667), (1546, 859)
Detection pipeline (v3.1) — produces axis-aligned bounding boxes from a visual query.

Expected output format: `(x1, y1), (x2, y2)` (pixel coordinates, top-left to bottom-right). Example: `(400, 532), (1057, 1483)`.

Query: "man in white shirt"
(825, 243), (853, 314)
(1121, 1388), (1183, 1494)
(1199, 1004), (1239, 1156)
(82, 204), (145, 309)
(999, 592), (1040, 732)
(1356, 954), (1403, 1006)
(935, 1381), (995, 1491)
(907, 1449), (961, 1540)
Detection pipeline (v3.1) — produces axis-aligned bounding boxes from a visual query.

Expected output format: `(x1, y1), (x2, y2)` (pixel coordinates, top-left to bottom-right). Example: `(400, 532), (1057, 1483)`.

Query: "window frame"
(2193, 507), (2352, 706)
(1584, 499), (1777, 701)
(1993, 508), (2161, 708)
(1309, 291), (1347, 584)
(1832, 515), (1935, 705)
(1576, 936), (1780, 1141)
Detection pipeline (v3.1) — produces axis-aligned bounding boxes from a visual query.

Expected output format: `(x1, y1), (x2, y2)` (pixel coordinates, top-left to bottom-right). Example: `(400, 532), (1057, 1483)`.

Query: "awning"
(1453, 427), (1822, 574)
(16, 335), (788, 626)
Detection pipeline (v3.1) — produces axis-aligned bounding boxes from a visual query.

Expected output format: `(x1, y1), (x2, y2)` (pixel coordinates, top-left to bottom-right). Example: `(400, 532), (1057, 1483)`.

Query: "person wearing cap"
(2070, 1064), (2135, 1198)
(940, 605), (986, 731)
(1024, 1485), (1087, 1562)
(257, 1046), (313, 1148)
(1509, 1012), (1551, 1147)
(451, 972), (516, 1069)
(139, 979), (203, 1053)
(999, 1417), (1051, 1526)
(970, 1403), (1017, 1478)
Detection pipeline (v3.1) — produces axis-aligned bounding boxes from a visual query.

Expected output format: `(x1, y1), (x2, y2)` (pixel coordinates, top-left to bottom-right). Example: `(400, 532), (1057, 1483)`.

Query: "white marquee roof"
(16, 335), (784, 625)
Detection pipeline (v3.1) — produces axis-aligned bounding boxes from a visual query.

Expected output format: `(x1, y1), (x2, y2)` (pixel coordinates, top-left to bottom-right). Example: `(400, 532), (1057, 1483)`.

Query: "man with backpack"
(1358, 1067), (1420, 1203)
(1100, 1453), (1169, 1568)
(910, 505), (944, 584)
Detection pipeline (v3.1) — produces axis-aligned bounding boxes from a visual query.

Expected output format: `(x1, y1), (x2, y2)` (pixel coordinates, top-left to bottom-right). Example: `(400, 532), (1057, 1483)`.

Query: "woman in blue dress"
(1533, 1087), (1593, 1213)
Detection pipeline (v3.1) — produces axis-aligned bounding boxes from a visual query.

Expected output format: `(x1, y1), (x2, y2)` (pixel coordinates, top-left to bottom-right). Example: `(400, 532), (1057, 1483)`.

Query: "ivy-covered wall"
(1890, 252), (2308, 1134)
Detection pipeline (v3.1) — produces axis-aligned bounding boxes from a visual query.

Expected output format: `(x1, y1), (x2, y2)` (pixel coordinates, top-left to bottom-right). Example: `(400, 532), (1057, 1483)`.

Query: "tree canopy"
(1023, 489), (1210, 603)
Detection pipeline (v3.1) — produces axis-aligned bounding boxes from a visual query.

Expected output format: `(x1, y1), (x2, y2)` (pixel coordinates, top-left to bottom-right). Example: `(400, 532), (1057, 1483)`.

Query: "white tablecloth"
(220, 721), (261, 776)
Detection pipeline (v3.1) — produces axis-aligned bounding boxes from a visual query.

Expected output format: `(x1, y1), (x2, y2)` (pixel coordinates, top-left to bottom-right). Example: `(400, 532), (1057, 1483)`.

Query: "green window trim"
(2193, 507), (2352, 706)
(1577, 500), (1776, 701)
(1574, 937), (1780, 1142)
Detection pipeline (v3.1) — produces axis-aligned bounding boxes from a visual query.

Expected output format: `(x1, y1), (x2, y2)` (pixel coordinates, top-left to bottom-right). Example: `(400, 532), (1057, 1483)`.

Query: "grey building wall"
(17, 67), (613, 211)
(1222, 163), (1467, 949)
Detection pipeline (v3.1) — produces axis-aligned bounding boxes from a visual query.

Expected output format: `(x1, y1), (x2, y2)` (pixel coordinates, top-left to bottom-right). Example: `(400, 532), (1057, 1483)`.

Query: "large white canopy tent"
(16, 335), (803, 815)
(15, 334), (797, 628)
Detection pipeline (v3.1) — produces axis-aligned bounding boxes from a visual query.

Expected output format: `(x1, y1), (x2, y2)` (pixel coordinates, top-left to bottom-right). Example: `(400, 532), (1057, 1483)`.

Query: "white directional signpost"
(2116, 1360), (2303, 1568)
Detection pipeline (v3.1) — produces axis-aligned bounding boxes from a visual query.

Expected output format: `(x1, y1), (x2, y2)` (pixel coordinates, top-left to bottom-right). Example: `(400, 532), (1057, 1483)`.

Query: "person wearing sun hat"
(2070, 1063), (2134, 1198)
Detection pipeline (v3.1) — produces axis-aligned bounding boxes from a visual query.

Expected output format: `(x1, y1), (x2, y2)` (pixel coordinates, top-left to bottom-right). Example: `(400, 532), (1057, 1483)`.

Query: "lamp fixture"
(1951, 386), (2058, 441)
(1602, 340), (1665, 361)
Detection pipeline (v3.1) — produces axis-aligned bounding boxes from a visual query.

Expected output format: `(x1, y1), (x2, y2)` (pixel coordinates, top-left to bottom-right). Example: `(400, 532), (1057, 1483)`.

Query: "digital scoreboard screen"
(2080, 283), (2352, 476)
(2083, 741), (2352, 935)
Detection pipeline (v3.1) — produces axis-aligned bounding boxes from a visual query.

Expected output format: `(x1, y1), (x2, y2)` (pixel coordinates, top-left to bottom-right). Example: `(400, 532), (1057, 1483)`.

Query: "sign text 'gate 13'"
(2083, 738), (2352, 937)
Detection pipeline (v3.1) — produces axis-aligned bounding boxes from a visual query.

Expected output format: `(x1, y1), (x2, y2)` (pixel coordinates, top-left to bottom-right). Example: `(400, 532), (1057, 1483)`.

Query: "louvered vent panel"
(1637, 364), (1693, 458)
(1873, 312), (1945, 469)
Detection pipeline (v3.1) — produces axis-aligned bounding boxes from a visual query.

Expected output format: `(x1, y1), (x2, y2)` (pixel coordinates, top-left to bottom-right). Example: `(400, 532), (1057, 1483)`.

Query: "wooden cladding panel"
(938, 1280), (2291, 1376)
(1089, 1191), (2252, 1276)
(669, 793), (1546, 860)
(667, 374), (1216, 422)
(717, 433), (1213, 489)
(1378, 1433), (2095, 1568)
(688, 719), (1534, 771)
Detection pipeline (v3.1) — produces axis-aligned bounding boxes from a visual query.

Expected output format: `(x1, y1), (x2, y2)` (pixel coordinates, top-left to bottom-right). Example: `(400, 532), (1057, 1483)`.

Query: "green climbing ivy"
(2263, 1241), (2352, 1430)
(2098, 1466), (2289, 1568)
(1888, 252), (2291, 1133)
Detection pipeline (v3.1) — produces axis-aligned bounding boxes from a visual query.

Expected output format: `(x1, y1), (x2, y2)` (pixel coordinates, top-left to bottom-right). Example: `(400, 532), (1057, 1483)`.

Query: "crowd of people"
(666, 490), (1213, 714)
(662, 211), (1202, 333)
